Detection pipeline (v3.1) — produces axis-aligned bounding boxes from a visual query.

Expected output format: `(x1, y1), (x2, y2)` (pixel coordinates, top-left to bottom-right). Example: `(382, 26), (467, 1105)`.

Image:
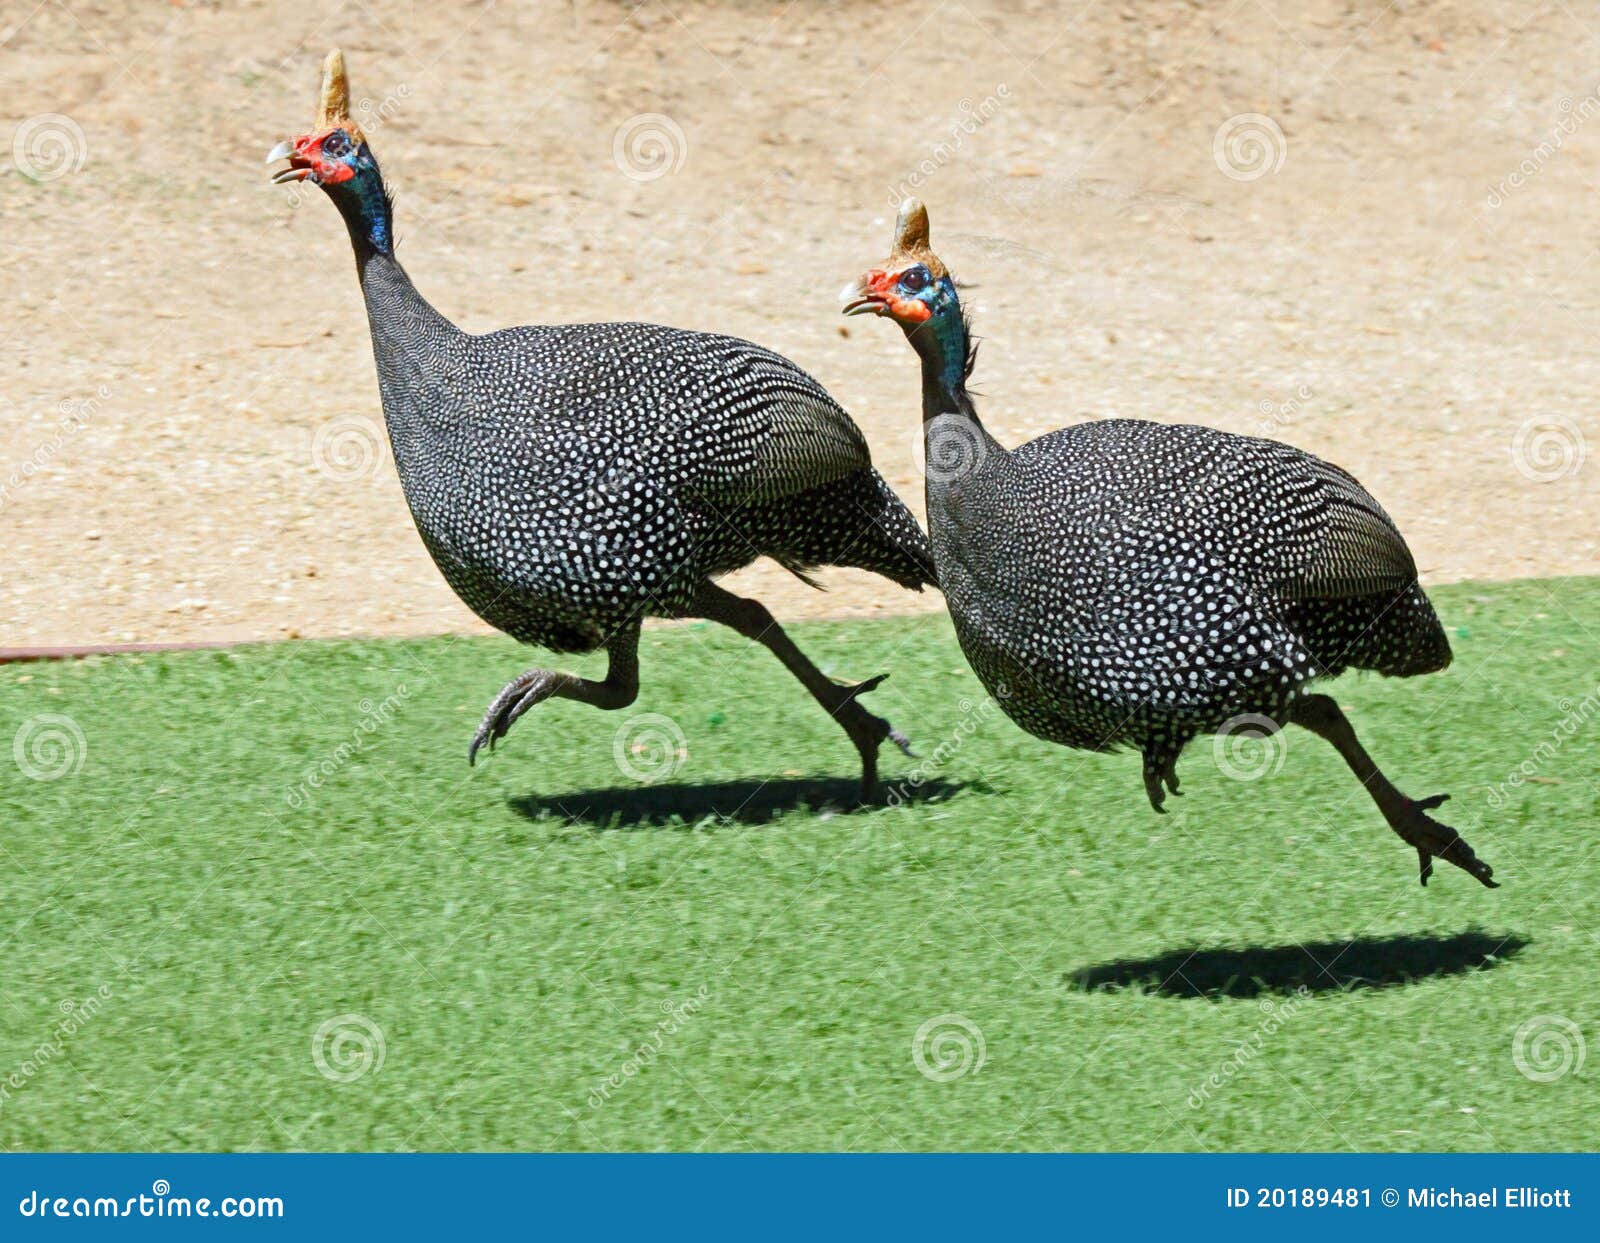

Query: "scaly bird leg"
(1142, 747), (1184, 813)
(1289, 693), (1497, 888)
(689, 580), (912, 802)
(468, 624), (640, 765)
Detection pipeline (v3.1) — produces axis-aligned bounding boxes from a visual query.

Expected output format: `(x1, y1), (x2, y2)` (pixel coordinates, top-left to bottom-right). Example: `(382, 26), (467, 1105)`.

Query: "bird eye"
(899, 267), (929, 294)
(322, 130), (351, 158)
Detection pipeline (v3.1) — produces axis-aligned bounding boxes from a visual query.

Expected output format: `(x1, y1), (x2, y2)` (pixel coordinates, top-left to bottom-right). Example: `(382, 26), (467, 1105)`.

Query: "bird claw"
(1395, 793), (1498, 889)
(467, 672), (555, 767)
(468, 711), (507, 767)
(841, 672), (889, 705)
(1142, 757), (1182, 814)
(467, 715), (509, 766)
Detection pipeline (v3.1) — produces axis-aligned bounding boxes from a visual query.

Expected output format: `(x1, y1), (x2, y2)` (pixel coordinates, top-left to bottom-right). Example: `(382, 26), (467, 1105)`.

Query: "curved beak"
(266, 138), (313, 184)
(840, 273), (890, 317)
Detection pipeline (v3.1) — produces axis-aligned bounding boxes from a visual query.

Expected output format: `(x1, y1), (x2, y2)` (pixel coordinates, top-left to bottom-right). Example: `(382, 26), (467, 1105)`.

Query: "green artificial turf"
(1, 578), (1595, 1151)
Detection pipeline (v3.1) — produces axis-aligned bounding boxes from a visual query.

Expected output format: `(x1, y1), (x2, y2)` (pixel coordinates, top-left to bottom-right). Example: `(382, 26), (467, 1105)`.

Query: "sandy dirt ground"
(2, 0), (1597, 646)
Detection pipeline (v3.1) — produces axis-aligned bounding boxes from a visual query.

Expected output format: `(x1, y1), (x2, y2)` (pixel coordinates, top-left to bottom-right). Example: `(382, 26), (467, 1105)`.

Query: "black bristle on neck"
(961, 309), (980, 384)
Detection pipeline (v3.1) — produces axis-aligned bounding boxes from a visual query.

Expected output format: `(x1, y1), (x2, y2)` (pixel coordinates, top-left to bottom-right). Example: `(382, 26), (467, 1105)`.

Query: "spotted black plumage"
(845, 200), (1496, 887)
(270, 53), (933, 795)
(361, 267), (931, 650)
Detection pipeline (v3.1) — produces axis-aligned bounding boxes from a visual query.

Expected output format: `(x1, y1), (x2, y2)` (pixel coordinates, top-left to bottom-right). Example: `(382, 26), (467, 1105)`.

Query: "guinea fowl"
(843, 200), (1496, 888)
(266, 52), (934, 797)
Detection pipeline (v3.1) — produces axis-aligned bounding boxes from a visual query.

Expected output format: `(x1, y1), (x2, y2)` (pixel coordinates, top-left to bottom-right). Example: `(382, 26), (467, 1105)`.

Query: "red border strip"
(0, 642), (245, 665)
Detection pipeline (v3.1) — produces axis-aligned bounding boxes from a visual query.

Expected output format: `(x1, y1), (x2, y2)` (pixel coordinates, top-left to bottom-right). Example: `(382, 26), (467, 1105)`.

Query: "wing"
(1273, 454), (1427, 601)
(467, 322), (874, 503)
(1011, 420), (1421, 604)
(672, 334), (873, 505)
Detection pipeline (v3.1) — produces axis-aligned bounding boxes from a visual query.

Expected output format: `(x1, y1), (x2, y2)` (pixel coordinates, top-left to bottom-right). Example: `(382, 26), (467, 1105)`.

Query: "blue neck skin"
(909, 277), (975, 418)
(329, 154), (394, 261)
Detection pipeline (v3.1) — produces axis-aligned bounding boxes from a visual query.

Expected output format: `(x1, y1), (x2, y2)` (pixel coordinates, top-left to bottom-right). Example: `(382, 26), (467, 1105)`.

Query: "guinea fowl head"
(842, 199), (971, 387)
(266, 50), (392, 256)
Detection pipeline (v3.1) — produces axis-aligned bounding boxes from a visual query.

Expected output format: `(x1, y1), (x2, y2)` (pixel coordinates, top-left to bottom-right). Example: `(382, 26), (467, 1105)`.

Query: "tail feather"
(1289, 583), (1451, 680)
(850, 471), (937, 590)
(745, 471), (936, 593)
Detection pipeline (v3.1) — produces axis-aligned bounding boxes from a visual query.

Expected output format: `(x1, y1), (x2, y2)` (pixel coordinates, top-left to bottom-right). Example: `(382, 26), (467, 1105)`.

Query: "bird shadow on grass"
(509, 775), (974, 831)
(1068, 930), (1528, 999)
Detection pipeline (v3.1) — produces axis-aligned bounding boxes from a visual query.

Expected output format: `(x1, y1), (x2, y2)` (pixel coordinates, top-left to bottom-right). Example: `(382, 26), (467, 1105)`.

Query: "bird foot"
(1391, 793), (1498, 889)
(836, 673), (915, 802)
(467, 670), (562, 766)
(1142, 756), (1182, 814)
